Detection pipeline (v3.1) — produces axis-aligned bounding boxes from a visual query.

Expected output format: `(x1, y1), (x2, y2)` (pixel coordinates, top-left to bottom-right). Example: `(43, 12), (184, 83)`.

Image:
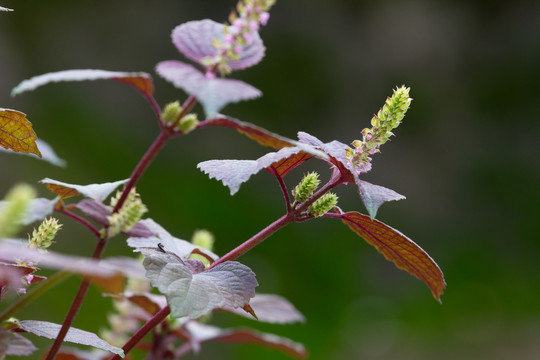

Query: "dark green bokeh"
(1, 0), (539, 359)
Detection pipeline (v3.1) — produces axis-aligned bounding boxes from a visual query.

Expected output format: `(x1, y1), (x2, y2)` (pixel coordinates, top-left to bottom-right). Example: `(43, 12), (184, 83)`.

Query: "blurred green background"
(1, 0), (539, 359)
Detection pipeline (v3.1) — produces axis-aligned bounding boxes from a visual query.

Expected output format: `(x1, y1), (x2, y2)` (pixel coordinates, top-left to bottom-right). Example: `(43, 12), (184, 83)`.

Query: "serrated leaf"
(126, 218), (218, 261)
(357, 180), (405, 219)
(222, 294), (306, 324)
(40, 178), (128, 202)
(340, 211), (445, 301)
(183, 322), (307, 359)
(11, 69), (153, 98)
(198, 147), (301, 195)
(172, 19), (265, 71)
(156, 60), (261, 117)
(0, 108), (41, 157)
(0, 242), (145, 288)
(204, 116), (299, 150)
(16, 320), (124, 357)
(142, 249), (257, 319)
(0, 138), (67, 167)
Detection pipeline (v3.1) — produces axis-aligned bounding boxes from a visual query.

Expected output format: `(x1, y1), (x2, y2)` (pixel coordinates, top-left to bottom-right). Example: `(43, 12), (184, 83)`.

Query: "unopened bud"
(309, 193), (338, 218)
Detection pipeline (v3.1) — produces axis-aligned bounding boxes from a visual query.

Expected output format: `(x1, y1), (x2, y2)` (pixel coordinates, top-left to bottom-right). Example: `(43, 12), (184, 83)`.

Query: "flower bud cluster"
(0, 184), (36, 238)
(28, 217), (62, 251)
(309, 193), (339, 218)
(202, 0), (275, 75)
(161, 101), (199, 133)
(346, 86), (412, 173)
(292, 172), (320, 203)
(107, 188), (147, 237)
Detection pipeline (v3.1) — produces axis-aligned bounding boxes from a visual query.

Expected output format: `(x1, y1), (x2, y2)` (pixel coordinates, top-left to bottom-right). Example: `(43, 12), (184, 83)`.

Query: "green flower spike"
(309, 193), (338, 218)
(28, 217), (62, 251)
(107, 189), (147, 237)
(292, 172), (320, 203)
(0, 184), (36, 239)
(347, 85), (412, 173)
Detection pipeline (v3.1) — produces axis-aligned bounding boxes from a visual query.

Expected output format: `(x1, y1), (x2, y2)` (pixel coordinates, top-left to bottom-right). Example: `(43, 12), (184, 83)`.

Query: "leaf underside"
(341, 211), (446, 301)
(11, 69), (153, 98)
(39, 178), (129, 202)
(155, 61), (261, 117)
(16, 320), (124, 357)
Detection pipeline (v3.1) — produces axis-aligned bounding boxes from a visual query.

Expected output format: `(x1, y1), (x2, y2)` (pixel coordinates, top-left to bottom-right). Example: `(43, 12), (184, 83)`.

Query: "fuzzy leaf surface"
(357, 180), (406, 219)
(156, 60), (261, 117)
(341, 211), (445, 301)
(0, 108), (41, 157)
(142, 249), (257, 319)
(40, 178), (128, 201)
(184, 322), (307, 359)
(11, 69), (153, 98)
(222, 294), (306, 324)
(0, 328), (37, 357)
(172, 19), (265, 71)
(16, 320), (124, 357)
(127, 218), (218, 260)
(198, 145), (326, 195)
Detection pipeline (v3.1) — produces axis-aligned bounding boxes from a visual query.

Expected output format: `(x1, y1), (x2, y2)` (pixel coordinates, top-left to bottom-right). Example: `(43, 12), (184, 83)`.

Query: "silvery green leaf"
(142, 249), (257, 319)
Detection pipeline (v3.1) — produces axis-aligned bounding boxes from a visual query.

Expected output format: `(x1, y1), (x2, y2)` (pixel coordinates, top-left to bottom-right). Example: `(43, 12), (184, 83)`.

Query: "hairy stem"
(0, 271), (70, 321)
(109, 306), (172, 360)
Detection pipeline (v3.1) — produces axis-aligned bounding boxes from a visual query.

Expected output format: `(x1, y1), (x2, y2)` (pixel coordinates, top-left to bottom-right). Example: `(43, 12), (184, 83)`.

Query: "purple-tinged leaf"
(0, 197), (58, 226)
(40, 178), (128, 202)
(198, 145), (326, 195)
(16, 320), (125, 357)
(0, 242), (145, 287)
(183, 322), (307, 359)
(75, 199), (154, 237)
(222, 294), (305, 324)
(11, 69), (153, 98)
(357, 180), (405, 219)
(203, 115), (299, 150)
(142, 249), (258, 319)
(172, 19), (265, 71)
(156, 60), (261, 117)
(55, 348), (110, 360)
(340, 211), (445, 302)
(0, 328), (37, 357)
(127, 218), (218, 261)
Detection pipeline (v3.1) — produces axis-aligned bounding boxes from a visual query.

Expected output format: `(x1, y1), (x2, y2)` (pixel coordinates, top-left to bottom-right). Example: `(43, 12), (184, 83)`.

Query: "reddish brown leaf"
(203, 116), (297, 150)
(269, 151), (314, 177)
(0, 109), (41, 157)
(45, 184), (79, 199)
(341, 211), (445, 301)
(114, 75), (154, 97)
